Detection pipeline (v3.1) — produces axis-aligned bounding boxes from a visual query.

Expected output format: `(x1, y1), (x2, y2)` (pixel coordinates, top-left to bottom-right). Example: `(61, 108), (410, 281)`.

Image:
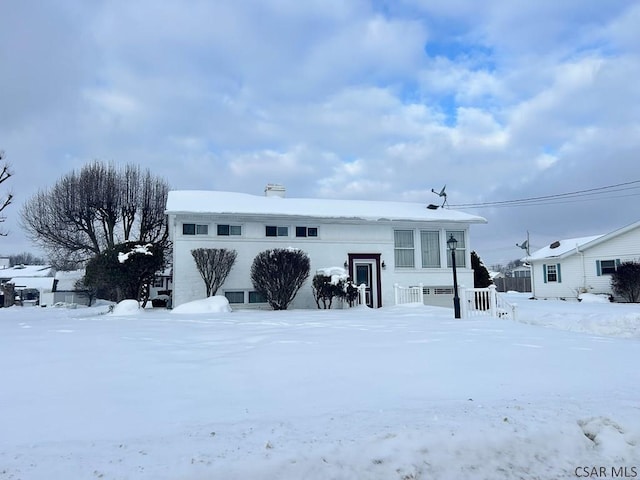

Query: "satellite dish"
(430, 185), (448, 207)
(431, 185), (447, 198)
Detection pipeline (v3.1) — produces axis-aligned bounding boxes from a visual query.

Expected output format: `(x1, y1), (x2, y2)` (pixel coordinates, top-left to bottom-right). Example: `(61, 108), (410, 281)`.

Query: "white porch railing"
(393, 283), (517, 320)
(357, 283), (367, 306)
(394, 283), (424, 305)
(461, 285), (517, 320)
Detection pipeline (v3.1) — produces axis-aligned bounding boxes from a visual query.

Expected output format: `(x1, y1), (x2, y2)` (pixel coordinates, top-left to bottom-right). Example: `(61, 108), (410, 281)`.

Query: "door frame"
(347, 253), (382, 308)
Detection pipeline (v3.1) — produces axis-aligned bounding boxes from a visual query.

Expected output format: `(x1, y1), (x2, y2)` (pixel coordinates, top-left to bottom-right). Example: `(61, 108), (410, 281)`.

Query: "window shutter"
(596, 260), (602, 276)
(556, 263), (562, 283)
(616, 259), (621, 268)
(543, 264), (547, 283)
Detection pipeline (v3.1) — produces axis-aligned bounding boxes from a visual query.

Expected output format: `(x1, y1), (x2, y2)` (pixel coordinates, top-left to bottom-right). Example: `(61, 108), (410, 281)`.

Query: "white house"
(526, 220), (640, 300)
(165, 185), (487, 309)
(0, 264), (54, 307)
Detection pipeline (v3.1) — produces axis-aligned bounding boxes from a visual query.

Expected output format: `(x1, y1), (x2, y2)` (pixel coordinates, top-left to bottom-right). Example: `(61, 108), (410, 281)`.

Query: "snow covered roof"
(10, 277), (55, 290)
(0, 265), (53, 278)
(526, 235), (604, 261)
(166, 190), (487, 224)
(527, 220), (640, 262)
(54, 270), (85, 291)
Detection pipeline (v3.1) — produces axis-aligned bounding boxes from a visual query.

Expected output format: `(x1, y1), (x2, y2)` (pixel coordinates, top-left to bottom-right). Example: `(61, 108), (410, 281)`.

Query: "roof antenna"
(516, 230), (531, 256)
(427, 185), (448, 209)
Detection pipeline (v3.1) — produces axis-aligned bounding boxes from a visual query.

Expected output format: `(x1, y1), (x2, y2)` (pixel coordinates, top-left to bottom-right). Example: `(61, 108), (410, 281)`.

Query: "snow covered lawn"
(1, 295), (639, 479)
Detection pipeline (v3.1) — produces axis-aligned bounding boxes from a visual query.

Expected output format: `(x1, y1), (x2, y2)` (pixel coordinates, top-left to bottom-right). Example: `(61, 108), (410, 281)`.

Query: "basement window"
(224, 291), (245, 304)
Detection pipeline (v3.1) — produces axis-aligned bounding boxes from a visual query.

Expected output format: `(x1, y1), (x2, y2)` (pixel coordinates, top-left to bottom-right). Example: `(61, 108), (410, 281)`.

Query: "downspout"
(576, 244), (586, 293)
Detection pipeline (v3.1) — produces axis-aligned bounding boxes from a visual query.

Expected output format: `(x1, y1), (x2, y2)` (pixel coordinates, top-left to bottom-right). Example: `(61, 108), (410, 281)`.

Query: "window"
(217, 224), (242, 236)
(224, 291), (245, 304)
(266, 226), (289, 237)
(446, 230), (466, 268)
(420, 231), (441, 268)
(296, 226), (318, 237)
(183, 223), (208, 235)
(514, 270), (531, 278)
(543, 264), (561, 283)
(249, 291), (266, 304)
(153, 276), (164, 288)
(597, 259), (620, 275)
(394, 230), (415, 268)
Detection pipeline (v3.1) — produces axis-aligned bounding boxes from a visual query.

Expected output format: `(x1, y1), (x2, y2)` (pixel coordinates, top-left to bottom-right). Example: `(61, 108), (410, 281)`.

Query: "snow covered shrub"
(610, 261), (640, 302)
(342, 279), (360, 307)
(250, 248), (310, 310)
(311, 274), (345, 309)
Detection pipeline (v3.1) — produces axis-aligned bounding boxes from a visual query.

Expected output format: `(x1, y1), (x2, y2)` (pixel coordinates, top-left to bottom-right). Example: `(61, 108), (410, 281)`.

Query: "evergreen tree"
(471, 251), (493, 288)
(611, 261), (640, 302)
(84, 241), (165, 303)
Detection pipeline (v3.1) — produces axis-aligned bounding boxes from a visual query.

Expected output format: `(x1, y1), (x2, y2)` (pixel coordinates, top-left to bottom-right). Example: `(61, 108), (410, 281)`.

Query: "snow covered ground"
(1, 293), (639, 479)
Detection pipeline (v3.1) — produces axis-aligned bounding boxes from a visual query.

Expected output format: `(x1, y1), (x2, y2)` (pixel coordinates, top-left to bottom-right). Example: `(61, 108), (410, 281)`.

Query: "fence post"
(459, 285), (467, 319)
(419, 283), (424, 304)
(394, 283), (399, 305)
(358, 284), (367, 306)
(489, 285), (497, 317)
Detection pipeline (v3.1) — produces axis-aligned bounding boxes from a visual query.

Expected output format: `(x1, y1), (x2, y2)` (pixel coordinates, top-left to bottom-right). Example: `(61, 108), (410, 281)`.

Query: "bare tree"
(20, 161), (169, 266)
(0, 151), (13, 236)
(191, 248), (238, 297)
(8, 252), (46, 266)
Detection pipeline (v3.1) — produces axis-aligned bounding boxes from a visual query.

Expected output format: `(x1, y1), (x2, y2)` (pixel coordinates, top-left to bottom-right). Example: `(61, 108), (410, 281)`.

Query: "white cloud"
(1, 0), (640, 267)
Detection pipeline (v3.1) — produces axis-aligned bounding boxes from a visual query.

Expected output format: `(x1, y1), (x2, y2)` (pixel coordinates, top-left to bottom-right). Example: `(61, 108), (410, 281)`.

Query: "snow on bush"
(117, 243), (153, 263)
(316, 266), (348, 285)
(171, 295), (232, 314)
(578, 293), (610, 303)
(111, 299), (141, 315)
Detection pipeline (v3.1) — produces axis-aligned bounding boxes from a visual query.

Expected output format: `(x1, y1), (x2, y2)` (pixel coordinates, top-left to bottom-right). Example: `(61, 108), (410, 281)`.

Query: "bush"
(342, 279), (360, 307)
(611, 261), (640, 302)
(191, 248), (237, 297)
(312, 274), (339, 309)
(312, 272), (361, 309)
(250, 248), (310, 310)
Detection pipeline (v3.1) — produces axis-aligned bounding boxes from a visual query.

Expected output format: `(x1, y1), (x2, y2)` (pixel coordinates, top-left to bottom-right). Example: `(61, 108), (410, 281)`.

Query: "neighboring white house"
(0, 264), (54, 306)
(525, 220), (640, 300)
(165, 185), (487, 309)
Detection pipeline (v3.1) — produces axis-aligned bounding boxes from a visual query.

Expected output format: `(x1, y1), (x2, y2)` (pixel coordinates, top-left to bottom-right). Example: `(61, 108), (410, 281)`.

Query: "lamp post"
(447, 233), (461, 319)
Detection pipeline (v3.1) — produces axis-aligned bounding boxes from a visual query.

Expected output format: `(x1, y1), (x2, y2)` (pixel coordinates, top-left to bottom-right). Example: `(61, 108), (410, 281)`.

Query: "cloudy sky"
(1, 0), (639, 267)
